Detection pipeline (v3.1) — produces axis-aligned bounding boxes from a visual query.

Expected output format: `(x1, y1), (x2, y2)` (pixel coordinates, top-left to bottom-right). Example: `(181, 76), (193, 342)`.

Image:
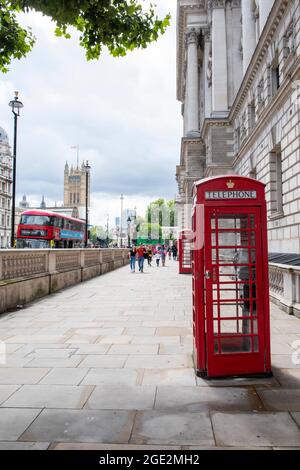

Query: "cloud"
(0, 0), (180, 224)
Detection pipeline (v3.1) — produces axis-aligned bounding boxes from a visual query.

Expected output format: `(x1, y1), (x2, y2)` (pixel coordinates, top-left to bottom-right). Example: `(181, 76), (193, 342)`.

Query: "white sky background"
(0, 0), (181, 227)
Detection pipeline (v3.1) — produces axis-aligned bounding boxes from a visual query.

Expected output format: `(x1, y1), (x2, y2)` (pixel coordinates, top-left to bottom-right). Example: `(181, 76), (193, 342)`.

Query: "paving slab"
(142, 369), (197, 386)
(0, 368), (50, 385)
(0, 385), (20, 405)
(79, 355), (127, 368)
(2, 384), (94, 409)
(155, 386), (261, 412)
(125, 354), (193, 369)
(0, 441), (50, 450)
(25, 356), (84, 368)
(20, 409), (135, 444)
(257, 389), (300, 411)
(130, 411), (214, 446)
(52, 443), (181, 450)
(272, 368), (300, 388)
(39, 368), (89, 385)
(81, 368), (141, 386)
(212, 412), (300, 447)
(97, 336), (134, 345)
(64, 335), (100, 344)
(25, 348), (77, 359)
(86, 384), (156, 410)
(131, 336), (181, 345)
(156, 327), (191, 337)
(291, 412), (300, 428)
(108, 345), (159, 355)
(0, 408), (41, 441)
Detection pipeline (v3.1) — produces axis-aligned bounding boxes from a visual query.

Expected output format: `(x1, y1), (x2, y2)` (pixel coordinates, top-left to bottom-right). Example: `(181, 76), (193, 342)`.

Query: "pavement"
(0, 259), (299, 450)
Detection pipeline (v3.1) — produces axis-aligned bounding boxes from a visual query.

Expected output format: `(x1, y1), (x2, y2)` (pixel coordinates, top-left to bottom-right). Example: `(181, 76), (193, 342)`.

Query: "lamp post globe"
(8, 91), (24, 248)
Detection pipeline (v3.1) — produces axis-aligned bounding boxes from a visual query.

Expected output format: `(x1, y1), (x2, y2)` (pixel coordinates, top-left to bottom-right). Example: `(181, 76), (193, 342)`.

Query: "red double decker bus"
(16, 210), (85, 248)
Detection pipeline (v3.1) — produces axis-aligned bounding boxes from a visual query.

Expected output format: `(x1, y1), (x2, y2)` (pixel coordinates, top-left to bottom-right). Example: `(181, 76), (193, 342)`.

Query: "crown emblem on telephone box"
(226, 180), (235, 189)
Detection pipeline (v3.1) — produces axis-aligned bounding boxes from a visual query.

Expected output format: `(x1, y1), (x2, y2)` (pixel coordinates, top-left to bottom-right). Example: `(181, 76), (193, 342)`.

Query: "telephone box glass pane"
(210, 212), (259, 355)
(182, 240), (191, 267)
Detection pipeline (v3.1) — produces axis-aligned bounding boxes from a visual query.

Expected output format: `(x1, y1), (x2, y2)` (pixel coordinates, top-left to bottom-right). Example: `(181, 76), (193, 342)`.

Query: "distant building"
(19, 195), (29, 209)
(64, 161), (90, 219)
(0, 126), (12, 248)
(40, 195), (46, 209)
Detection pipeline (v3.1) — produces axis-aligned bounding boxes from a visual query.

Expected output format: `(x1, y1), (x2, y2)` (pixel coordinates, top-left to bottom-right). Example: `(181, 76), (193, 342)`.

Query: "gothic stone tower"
(64, 162), (90, 213)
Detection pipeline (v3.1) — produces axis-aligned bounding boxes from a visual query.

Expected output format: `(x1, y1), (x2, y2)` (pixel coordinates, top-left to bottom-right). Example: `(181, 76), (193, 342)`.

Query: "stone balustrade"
(0, 249), (129, 314)
(269, 263), (300, 319)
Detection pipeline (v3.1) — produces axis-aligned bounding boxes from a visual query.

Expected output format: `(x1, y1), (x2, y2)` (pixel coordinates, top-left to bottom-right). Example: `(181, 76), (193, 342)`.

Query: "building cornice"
(180, 136), (204, 166)
(176, 0), (207, 102)
(232, 55), (300, 168)
(229, 0), (289, 121)
(200, 118), (230, 139)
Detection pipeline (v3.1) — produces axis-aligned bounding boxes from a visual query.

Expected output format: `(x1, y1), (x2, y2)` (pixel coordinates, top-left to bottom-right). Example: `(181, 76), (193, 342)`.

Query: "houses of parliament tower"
(64, 161), (90, 219)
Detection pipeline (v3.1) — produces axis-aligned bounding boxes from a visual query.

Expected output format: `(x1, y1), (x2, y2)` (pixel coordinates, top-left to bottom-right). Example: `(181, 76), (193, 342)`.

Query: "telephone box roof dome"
(0, 127), (9, 143)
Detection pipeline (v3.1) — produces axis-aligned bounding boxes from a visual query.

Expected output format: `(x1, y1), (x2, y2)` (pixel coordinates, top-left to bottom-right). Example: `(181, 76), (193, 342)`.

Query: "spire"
(64, 161), (69, 174)
(40, 195), (46, 209)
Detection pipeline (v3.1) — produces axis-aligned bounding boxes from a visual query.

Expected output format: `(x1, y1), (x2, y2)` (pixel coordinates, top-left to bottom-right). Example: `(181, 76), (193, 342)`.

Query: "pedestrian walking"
(136, 245), (146, 273)
(161, 246), (167, 267)
(129, 245), (137, 273)
(147, 246), (153, 266)
(172, 244), (178, 260)
(168, 246), (172, 260)
(154, 251), (161, 267)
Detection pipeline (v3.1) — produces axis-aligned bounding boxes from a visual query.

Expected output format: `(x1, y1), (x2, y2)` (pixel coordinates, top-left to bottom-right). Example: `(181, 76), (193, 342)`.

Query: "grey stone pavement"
(0, 259), (300, 450)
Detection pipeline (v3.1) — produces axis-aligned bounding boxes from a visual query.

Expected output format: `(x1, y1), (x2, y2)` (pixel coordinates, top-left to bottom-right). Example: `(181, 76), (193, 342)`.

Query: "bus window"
(21, 215), (52, 226)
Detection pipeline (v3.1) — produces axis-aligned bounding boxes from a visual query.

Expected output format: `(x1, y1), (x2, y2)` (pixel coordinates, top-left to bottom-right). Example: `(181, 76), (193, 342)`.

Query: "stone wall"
(0, 248), (129, 314)
(269, 263), (300, 318)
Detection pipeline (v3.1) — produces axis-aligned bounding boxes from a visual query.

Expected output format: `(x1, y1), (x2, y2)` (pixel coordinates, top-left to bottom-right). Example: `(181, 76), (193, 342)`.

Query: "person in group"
(172, 244), (178, 260)
(147, 246), (153, 266)
(154, 249), (161, 267)
(129, 245), (137, 273)
(136, 244), (146, 273)
(168, 246), (172, 260)
(161, 246), (166, 267)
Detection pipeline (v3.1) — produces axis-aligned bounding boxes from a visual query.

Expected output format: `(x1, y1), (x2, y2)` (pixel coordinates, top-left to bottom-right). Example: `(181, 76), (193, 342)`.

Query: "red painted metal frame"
(178, 230), (193, 274)
(192, 176), (272, 379)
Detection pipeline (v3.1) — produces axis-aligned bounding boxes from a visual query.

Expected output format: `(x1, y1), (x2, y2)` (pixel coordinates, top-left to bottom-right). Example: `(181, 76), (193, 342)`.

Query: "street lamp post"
(106, 214), (109, 248)
(84, 161), (91, 248)
(120, 194), (124, 248)
(127, 216), (131, 247)
(8, 91), (23, 248)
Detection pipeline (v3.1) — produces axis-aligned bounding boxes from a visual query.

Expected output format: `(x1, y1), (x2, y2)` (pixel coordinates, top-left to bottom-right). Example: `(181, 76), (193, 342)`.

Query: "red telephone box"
(178, 230), (192, 274)
(192, 176), (272, 378)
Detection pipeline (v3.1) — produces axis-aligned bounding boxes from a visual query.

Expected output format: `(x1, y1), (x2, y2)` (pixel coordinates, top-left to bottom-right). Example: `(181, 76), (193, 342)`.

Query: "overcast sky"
(0, 0), (181, 226)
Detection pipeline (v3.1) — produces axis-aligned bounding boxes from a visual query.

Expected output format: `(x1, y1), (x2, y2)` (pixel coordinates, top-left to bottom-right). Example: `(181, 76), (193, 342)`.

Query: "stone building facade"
(0, 127), (12, 248)
(64, 161), (90, 219)
(176, 0), (300, 314)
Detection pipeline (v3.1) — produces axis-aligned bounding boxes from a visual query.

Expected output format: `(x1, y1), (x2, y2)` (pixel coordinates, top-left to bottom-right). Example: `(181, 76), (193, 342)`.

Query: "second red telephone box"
(178, 230), (192, 274)
(192, 176), (272, 379)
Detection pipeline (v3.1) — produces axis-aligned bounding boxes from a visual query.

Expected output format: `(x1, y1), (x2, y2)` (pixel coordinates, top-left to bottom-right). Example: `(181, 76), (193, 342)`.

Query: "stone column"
(211, 1), (228, 114)
(259, 0), (274, 34)
(241, 0), (256, 73)
(203, 28), (212, 119)
(185, 28), (199, 137)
